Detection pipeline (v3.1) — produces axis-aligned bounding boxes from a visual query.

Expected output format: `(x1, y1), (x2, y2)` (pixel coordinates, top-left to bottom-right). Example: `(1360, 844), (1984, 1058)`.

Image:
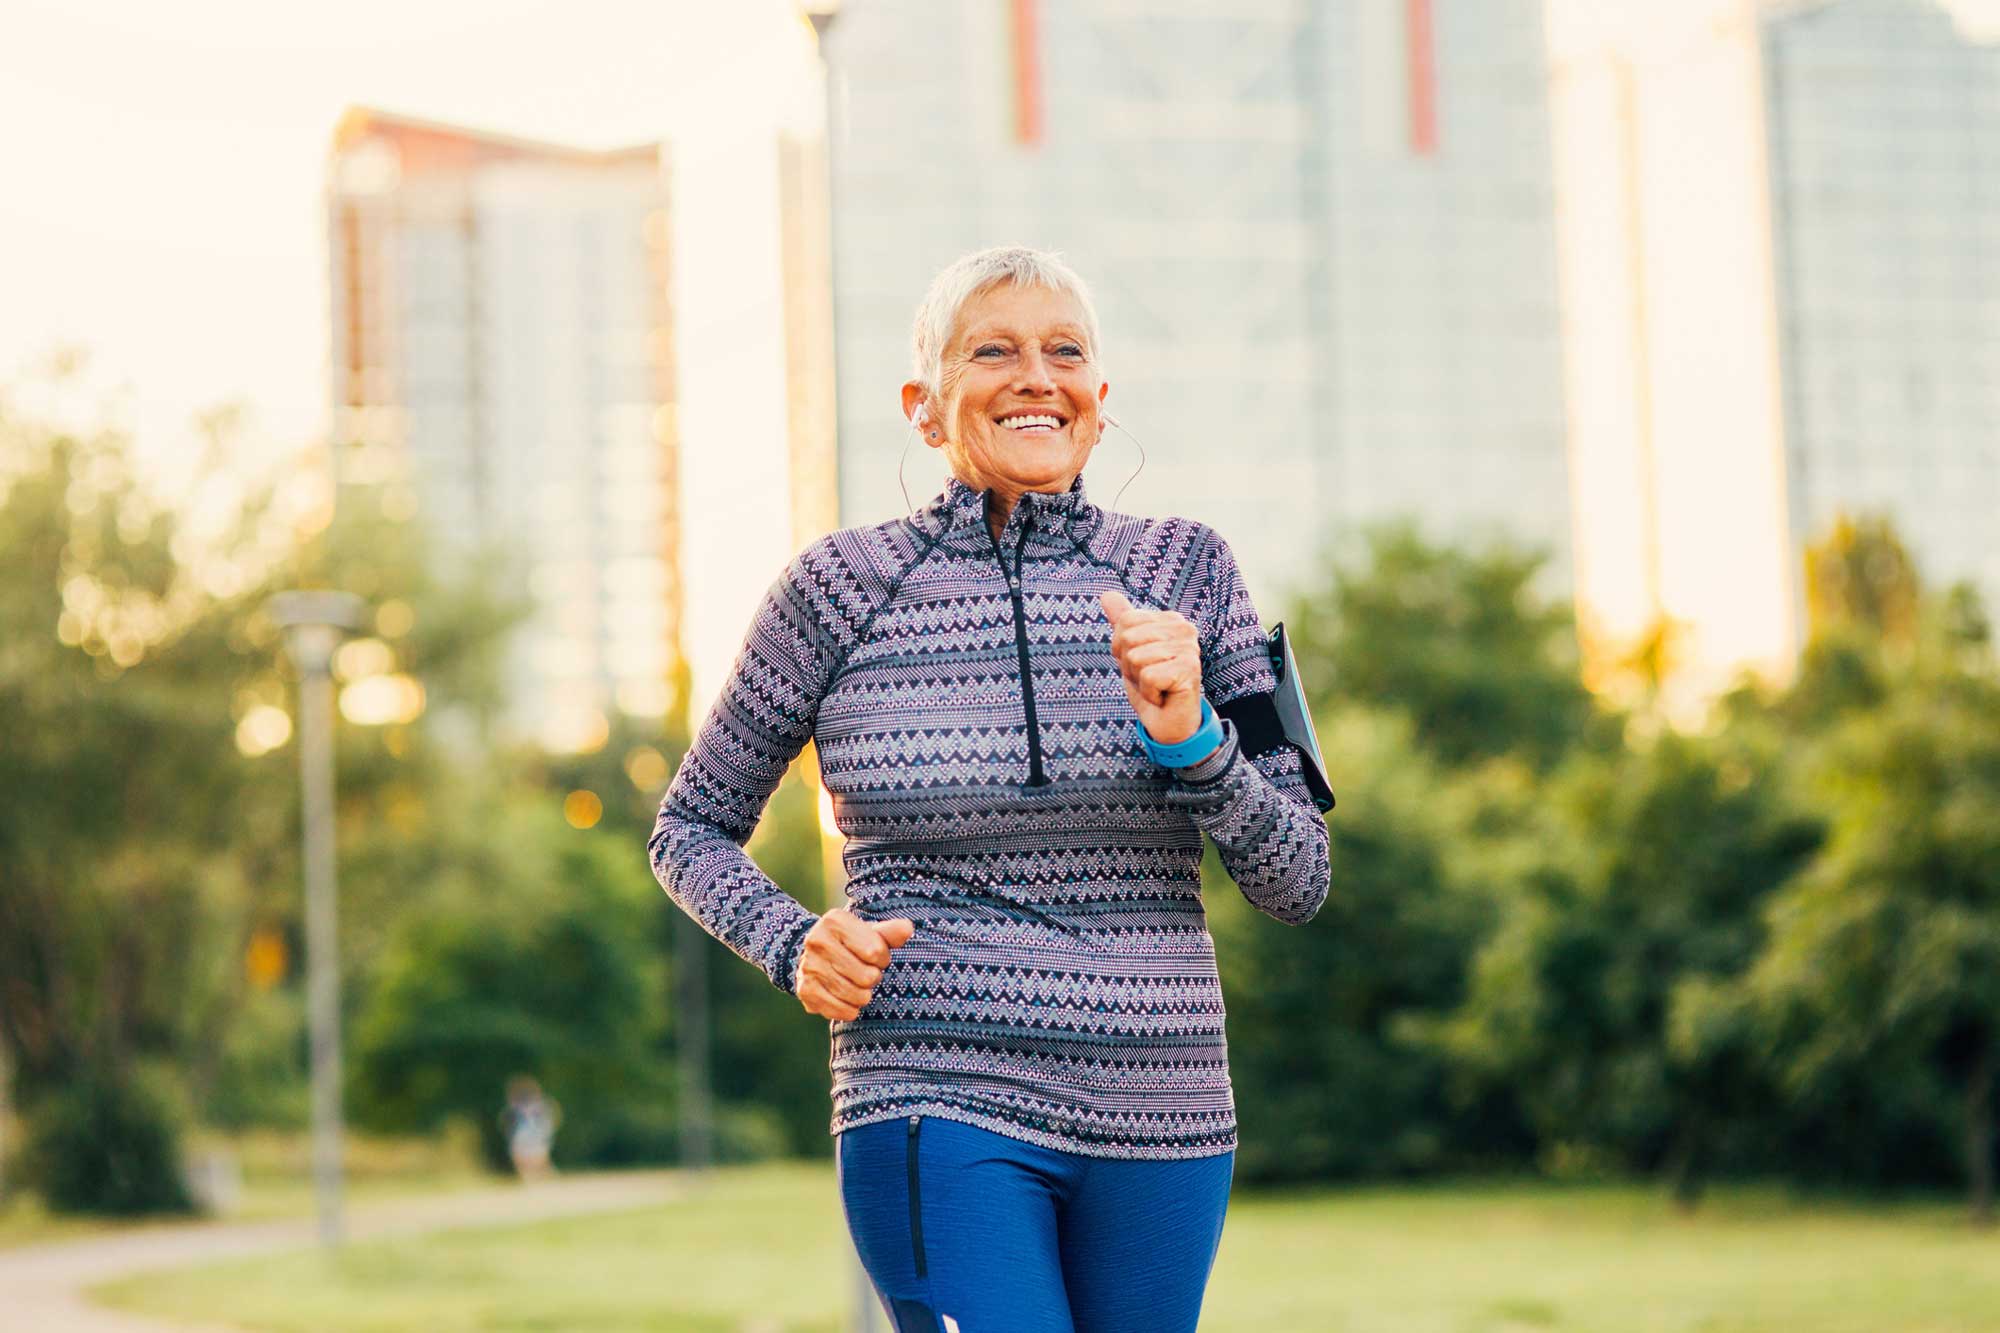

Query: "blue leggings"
(836, 1113), (1234, 1333)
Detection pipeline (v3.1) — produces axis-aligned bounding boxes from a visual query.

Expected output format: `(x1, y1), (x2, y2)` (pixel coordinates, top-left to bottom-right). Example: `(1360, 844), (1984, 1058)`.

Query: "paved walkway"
(0, 1170), (689, 1331)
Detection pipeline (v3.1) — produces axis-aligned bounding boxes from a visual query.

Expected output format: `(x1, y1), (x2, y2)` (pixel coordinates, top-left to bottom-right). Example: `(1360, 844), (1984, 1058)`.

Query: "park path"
(0, 1169), (690, 1331)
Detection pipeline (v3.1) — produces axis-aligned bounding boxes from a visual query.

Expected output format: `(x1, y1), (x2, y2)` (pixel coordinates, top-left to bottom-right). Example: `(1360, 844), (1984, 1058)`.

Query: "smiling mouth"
(995, 412), (1067, 433)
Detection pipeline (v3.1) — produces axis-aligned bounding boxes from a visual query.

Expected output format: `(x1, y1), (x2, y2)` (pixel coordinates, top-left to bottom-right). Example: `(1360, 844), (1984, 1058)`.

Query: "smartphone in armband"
(1212, 622), (1336, 813)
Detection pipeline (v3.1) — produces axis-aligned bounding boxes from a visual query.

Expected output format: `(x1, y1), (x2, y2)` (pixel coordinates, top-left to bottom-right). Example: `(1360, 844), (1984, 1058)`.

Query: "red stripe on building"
(1406, 0), (1437, 156)
(1012, 0), (1042, 146)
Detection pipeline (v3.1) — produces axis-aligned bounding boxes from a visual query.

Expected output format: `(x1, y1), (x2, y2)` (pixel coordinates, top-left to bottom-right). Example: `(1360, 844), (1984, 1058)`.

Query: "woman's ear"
(900, 380), (929, 428)
(901, 381), (948, 450)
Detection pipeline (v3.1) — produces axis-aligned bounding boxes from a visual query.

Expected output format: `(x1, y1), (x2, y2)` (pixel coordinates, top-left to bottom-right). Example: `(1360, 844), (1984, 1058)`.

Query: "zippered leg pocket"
(905, 1114), (928, 1279)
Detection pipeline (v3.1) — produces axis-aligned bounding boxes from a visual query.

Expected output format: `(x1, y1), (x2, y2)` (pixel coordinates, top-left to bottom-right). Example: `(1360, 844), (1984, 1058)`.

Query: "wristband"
(1135, 696), (1226, 768)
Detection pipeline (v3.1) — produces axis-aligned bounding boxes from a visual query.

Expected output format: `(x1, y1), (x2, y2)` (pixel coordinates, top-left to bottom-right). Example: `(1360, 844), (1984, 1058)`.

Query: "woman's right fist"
(795, 907), (916, 1022)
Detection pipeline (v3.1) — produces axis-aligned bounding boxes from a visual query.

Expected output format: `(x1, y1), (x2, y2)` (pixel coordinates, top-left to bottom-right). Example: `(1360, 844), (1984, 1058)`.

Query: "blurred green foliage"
(348, 799), (672, 1171)
(4, 372), (1997, 1222)
(1416, 728), (1824, 1205)
(1216, 707), (1521, 1184)
(20, 1063), (195, 1215)
(526, 712), (837, 1159)
(1286, 521), (1622, 770)
(1238, 515), (1998, 1219)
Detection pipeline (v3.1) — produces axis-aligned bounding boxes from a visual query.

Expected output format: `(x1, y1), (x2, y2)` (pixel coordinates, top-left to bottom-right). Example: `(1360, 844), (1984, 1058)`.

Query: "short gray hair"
(909, 245), (1103, 397)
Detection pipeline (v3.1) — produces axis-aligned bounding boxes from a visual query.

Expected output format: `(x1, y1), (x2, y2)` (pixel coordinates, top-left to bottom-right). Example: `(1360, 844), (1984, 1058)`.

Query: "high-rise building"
(326, 108), (685, 753)
(1763, 0), (2000, 628)
(1546, 0), (1999, 715)
(815, 0), (1572, 614)
(1316, 1), (1573, 586)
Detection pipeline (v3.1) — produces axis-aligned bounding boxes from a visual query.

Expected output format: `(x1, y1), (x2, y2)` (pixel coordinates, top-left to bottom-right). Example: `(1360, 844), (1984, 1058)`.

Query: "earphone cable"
(898, 410), (919, 517)
(1103, 412), (1146, 511)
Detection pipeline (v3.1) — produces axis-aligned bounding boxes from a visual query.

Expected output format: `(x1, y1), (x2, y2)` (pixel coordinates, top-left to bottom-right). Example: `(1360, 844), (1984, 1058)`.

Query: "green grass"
(0, 1126), (487, 1250)
(88, 1167), (2000, 1332)
(97, 1161), (846, 1333)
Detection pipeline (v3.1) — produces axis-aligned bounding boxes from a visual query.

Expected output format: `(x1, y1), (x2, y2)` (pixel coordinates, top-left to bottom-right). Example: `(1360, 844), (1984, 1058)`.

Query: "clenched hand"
(1100, 588), (1206, 748)
(795, 907), (916, 1022)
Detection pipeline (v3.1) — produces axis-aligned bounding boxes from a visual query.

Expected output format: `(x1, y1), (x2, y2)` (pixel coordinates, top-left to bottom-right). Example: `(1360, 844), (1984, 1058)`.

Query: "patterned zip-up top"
(648, 472), (1331, 1160)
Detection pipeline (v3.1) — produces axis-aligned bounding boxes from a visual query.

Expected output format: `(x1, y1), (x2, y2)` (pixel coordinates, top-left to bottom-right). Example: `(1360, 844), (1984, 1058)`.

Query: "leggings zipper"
(906, 1115), (928, 1278)
(985, 510), (1048, 789)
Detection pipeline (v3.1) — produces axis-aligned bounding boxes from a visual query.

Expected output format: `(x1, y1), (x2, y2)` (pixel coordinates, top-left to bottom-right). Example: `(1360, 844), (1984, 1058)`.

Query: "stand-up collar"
(926, 472), (1101, 544)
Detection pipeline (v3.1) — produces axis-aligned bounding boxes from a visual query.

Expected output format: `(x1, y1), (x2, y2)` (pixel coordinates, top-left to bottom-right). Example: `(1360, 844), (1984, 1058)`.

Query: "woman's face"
(904, 282), (1108, 499)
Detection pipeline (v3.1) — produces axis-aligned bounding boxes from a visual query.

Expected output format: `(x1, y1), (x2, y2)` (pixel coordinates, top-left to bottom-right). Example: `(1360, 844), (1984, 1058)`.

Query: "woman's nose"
(1014, 348), (1057, 393)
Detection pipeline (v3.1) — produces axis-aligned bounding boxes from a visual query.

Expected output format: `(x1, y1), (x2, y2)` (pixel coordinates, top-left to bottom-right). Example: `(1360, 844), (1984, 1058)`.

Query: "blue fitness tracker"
(1135, 696), (1226, 768)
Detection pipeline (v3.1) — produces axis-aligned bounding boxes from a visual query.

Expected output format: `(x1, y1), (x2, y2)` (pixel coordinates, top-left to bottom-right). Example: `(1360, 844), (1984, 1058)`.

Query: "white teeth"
(1000, 414), (1062, 431)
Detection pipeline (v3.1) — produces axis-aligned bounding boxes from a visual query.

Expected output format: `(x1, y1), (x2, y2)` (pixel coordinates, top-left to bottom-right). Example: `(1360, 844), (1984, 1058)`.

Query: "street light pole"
(803, 7), (880, 1330)
(814, 758), (886, 1333)
(268, 588), (367, 1249)
(674, 907), (714, 1172)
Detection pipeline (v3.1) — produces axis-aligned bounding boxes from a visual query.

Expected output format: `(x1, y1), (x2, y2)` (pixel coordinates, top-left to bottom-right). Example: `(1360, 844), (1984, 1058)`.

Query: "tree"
(1803, 512), (1923, 649)
(708, 761), (839, 1157)
(1414, 727), (1823, 1205)
(516, 703), (837, 1159)
(1740, 661), (2000, 1223)
(1216, 525), (1622, 1185)
(1214, 707), (1524, 1183)
(0, 384), (261, 1112)
(0, 366), (525, 1208)
(1740, 513), (1927, 736)
(348, 798), (674, 1170)
(1285, 521), (1616, 772)
(1659, 532), (1996, 1218)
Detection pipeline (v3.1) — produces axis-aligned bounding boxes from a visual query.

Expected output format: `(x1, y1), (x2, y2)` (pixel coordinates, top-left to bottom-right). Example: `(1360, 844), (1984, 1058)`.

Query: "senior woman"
(649, 245), (1331, 1333)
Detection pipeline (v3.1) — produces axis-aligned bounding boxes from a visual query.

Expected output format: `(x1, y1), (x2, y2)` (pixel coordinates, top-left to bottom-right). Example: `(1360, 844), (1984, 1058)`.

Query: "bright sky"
(5, 0), (1997, 496)
(0, 0), (811, 492)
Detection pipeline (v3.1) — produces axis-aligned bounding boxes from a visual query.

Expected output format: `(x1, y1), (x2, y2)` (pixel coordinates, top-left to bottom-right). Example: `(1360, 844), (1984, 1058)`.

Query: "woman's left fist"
(1099, 589), (1204, 744)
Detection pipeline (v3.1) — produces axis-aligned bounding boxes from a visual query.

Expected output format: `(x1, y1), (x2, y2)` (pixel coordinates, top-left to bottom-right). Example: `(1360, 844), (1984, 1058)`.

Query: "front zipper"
(985, 506), (1049, 789)
(906, 1115), (928, 1278)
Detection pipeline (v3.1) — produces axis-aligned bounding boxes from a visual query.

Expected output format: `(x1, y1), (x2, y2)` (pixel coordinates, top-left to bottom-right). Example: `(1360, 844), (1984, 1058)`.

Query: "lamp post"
(813, 755), (885, 1333)
(267, 588), (367, 1248)
(674, 893), (714, 1172)
(806, 0), (848, 524)
(802, 7), (879, 1330)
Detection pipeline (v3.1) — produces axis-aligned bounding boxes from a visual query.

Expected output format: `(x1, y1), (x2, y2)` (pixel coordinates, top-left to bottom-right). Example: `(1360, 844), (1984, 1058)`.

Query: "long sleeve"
(1161, 527), (1332, 926)
(648, 540), (847, 994)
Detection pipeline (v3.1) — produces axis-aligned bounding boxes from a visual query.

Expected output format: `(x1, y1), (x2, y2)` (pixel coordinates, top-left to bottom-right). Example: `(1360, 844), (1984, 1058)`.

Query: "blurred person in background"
(500, 1074), (561, 1182)
(650, 245), (1330, 1332)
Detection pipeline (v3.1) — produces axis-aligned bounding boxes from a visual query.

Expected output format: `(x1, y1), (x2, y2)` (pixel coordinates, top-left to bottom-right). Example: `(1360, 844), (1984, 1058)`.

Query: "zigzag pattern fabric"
(649, 472), (1331, 1159)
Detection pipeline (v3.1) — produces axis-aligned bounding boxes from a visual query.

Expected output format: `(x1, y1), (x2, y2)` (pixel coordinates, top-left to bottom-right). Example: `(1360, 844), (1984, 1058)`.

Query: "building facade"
(1764, 0), (2000, 628)
(816, 0), (1573, 616)
(1545, 0), (1999, 716)
(326, 108), (685, 752)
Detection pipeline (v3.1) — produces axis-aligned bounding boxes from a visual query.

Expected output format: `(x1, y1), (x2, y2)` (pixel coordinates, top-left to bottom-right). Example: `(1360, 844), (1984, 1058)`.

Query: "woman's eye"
(974, 345), (1007, 358)
(1054, 344), (1085, 358)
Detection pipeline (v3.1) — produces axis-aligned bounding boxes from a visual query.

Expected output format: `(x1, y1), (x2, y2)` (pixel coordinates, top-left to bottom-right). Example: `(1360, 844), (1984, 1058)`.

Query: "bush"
(556, 1100), (683, 1168)
(348, 803), (675, 1173)
(23, 1066), (197, 1216)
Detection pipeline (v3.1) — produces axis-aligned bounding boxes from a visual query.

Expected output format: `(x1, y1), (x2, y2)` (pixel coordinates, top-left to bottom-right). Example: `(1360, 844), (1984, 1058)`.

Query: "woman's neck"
(978, 479), (1022, 544)
(974, 472), (1075, 544)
